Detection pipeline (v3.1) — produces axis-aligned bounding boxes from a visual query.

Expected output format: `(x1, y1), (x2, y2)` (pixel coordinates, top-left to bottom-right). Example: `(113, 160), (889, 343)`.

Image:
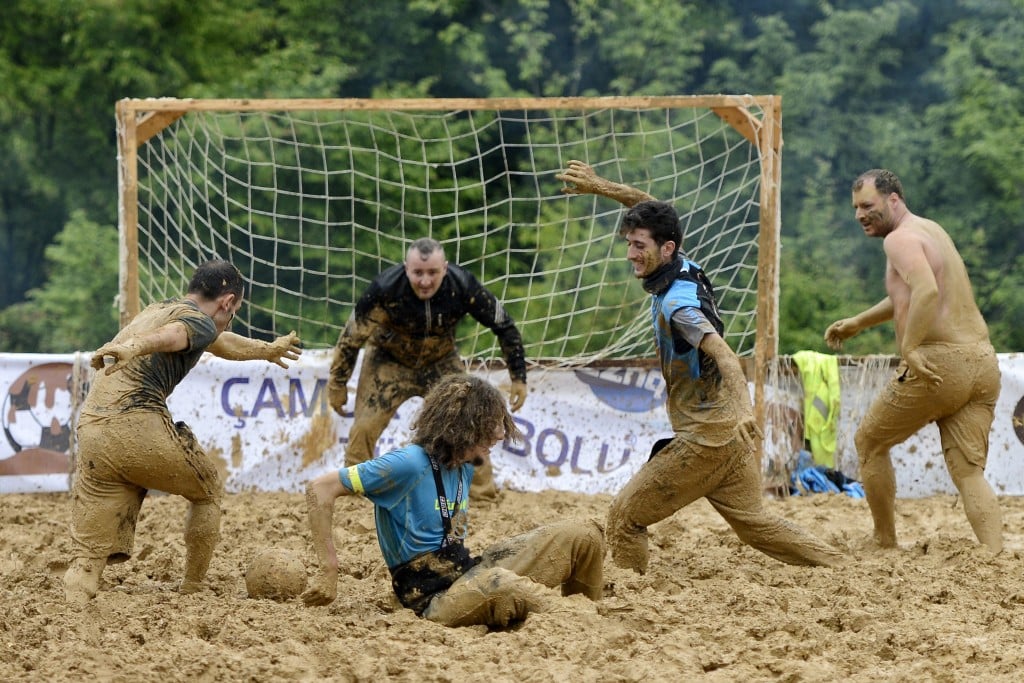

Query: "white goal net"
(116, 96), (781, 373)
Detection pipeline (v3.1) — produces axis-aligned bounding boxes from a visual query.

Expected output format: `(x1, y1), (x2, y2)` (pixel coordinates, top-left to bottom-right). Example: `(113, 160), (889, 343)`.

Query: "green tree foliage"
(0, 211), (118, 352)
(1, 0), (1022, 356)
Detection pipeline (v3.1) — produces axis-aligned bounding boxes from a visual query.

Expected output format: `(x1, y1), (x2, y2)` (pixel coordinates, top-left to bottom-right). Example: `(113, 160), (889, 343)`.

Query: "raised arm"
(206, 330), (301, 368)
(557, 160), (655, 207)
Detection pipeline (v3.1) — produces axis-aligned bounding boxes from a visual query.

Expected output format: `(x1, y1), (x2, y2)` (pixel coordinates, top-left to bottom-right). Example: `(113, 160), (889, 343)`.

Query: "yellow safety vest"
(791, 350), (841, 468)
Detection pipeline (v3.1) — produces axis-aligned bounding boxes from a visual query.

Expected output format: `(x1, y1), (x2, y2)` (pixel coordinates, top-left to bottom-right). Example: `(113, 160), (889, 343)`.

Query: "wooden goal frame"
(115, 95), (783, 438)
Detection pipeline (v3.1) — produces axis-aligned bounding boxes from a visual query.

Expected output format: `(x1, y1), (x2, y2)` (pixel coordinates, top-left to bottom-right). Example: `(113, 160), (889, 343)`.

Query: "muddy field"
(3, 488), (1024, 682)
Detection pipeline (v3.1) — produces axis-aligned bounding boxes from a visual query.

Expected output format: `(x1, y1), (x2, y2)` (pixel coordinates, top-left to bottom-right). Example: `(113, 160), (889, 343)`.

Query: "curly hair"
(412, 374), (523, 468)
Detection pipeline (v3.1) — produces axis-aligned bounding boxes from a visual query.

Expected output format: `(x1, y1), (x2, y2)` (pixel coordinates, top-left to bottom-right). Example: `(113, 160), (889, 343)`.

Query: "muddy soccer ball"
(245, 548), (307, 600)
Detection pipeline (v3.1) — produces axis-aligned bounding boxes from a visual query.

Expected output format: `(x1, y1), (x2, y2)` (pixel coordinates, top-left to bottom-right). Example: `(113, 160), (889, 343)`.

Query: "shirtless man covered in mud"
(303, 373), (604, 628)
(825, 169), (1002, 553)
(558, 161), (842, 572)
(327, 237), (527, 499)
(64, 259), (302, 604)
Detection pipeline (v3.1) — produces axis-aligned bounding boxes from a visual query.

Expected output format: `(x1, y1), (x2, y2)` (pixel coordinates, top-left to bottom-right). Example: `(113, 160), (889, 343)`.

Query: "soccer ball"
(245, 548), (307, 600)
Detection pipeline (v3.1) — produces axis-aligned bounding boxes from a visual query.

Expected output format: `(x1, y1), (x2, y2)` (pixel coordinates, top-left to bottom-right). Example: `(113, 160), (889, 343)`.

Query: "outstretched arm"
(824, 298), (894, 351)
(207, 330), (301, 368)
(557, 160), (655, 207)
(301, 471), (352, 607)
(91, 322), (189, 374)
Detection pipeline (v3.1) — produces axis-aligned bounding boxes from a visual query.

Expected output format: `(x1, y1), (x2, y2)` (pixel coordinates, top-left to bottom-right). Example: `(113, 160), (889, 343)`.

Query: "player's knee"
(854, 428), (887, 464)
(944, 448), (985, 487)
(577, 518), (606, 553)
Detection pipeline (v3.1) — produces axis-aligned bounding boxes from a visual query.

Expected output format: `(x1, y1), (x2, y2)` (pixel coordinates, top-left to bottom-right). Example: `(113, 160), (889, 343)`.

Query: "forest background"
(1, 0), (1021, 357)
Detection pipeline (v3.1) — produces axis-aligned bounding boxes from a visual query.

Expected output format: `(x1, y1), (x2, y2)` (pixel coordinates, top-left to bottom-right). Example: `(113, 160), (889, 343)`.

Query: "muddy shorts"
(859, 341), (1000, 467)
(70, 410), (223, 562)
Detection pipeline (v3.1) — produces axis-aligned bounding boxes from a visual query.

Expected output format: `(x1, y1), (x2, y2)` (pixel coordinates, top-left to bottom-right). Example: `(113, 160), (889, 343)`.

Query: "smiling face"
(852, 178), (899, 238)
(623, 227), (675, 278)
(404, 248), (448, 300)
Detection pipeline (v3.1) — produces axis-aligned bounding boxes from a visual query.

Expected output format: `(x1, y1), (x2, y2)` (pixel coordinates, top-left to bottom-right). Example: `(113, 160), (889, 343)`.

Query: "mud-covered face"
(404, 249), (448, 300)
(852, 180), (898, 237)
(623, 227), (674, 278)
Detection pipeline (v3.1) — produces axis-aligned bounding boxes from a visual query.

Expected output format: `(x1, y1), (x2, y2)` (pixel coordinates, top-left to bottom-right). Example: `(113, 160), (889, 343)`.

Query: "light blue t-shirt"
(338, 444), (473, 568)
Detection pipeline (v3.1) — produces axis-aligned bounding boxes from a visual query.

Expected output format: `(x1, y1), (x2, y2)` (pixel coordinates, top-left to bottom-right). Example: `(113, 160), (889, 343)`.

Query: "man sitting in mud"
(302, 373), (605, 628)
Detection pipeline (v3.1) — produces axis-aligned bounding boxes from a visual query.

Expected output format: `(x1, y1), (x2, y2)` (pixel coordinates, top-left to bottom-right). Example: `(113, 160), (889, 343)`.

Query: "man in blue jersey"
(558, 161), (842, 573)
(64, 259), (303, 604)
(302, 373), (604, 627)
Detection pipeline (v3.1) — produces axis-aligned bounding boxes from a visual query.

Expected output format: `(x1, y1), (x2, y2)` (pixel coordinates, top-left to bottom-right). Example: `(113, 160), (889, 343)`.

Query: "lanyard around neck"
(426, 452), (464, 548)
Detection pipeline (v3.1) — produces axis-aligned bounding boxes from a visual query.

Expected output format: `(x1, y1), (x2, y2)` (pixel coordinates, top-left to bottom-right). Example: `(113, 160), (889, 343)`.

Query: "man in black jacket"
(328, 238), (527, 496)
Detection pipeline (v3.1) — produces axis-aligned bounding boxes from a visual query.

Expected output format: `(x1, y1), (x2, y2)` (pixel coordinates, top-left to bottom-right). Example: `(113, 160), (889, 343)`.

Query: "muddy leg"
(945, 446), (1002, 553)
(64, 557), (106, 605)
(422, 566), (551, 628)
(855, 427), (898, 548)
(179, 501), (221, 594)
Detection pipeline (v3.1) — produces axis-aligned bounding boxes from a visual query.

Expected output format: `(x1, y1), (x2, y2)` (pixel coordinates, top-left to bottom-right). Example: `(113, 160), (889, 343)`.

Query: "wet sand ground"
(3, 489), (1024, 682)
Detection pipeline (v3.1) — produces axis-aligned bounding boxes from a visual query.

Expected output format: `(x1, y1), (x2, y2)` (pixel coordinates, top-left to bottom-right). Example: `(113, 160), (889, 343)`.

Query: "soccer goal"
(115, 95), (782, 406)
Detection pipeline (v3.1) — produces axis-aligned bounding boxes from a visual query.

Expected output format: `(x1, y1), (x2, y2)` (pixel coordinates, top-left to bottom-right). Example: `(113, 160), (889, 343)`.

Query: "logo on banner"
(1, 362), (73, 475)
(573, 368), (665, 413)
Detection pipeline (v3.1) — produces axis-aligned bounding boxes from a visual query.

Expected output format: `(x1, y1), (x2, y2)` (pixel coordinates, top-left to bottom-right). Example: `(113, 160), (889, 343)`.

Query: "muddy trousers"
(855, 342), (1002, 552)
(64, 411), (223, 603)
(345, 347), (498, 499)
(422, 519), (605, 627)
(606, 435), (843, 574)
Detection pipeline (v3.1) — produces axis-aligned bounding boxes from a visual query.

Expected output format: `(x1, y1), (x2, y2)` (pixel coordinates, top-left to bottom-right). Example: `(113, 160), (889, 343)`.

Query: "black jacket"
(330, 263), (527, 384)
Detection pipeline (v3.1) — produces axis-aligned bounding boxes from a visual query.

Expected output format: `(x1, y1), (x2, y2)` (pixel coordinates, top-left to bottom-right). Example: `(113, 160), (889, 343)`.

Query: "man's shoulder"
(371, 263), (408, 289)
(136, 298), (212, 331)
(377, 444), (430, 471)
(443, 263), (488, 295)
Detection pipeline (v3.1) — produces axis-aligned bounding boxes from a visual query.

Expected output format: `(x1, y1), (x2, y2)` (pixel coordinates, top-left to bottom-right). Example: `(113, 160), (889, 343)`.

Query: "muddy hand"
(90, 342), (130, 375)
(737, 416), (763, 452)
(508, 380), (527, 413)
(904, 348), (942, 389)
(268, 331), (302, 368)
(327, 383), (348, 416)
(824, 318), (857, 351)
(557, 160), (602, 196)
(301, 573), (338, 607)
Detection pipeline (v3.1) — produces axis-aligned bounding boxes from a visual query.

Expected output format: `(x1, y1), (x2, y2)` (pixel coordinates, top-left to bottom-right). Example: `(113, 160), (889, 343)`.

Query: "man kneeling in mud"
(301, 373), (604, 627)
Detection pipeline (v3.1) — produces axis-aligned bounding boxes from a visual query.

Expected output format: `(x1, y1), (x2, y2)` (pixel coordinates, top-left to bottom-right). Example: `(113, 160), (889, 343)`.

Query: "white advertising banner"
(3, 351), (1024, 498)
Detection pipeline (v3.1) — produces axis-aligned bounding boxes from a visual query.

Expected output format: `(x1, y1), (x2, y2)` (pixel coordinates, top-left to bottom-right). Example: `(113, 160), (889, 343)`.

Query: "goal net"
(116, 96), (781, 377)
